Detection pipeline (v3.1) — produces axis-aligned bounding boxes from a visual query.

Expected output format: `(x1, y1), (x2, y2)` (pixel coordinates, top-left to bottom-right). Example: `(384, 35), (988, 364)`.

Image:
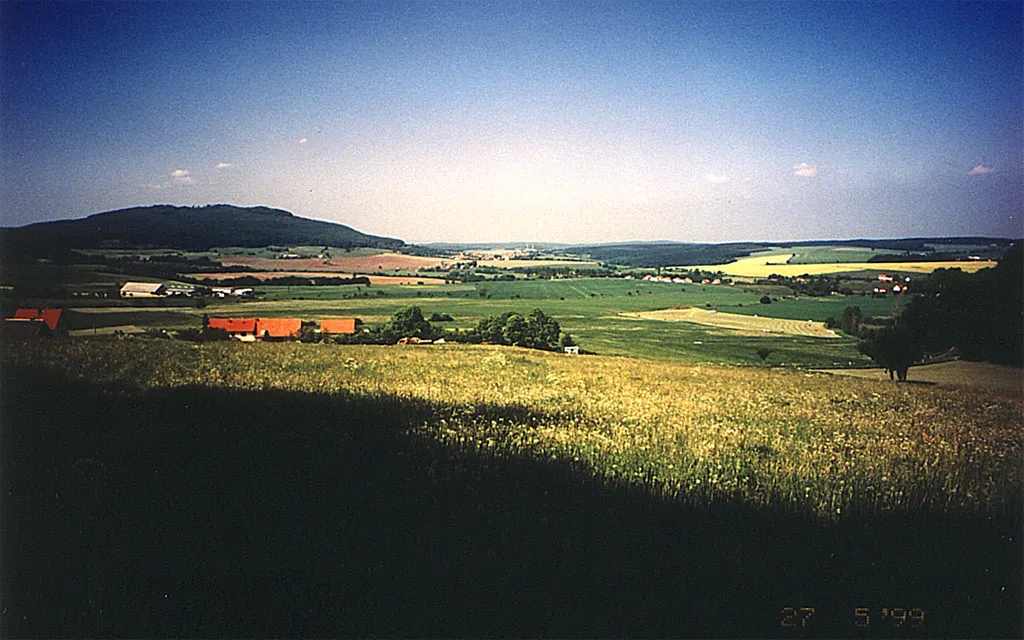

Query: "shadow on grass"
(2, 364), (1020, 638)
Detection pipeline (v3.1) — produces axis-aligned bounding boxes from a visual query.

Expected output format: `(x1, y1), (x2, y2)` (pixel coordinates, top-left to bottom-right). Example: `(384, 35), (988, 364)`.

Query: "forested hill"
(0, 205), (405, 253)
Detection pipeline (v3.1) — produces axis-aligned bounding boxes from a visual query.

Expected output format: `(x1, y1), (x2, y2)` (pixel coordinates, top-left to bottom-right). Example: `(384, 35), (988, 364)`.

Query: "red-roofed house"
(256, 318), (302, 340)
(207, 317), (258, 340)
(205, 317), (303, 341)
(320, 318), (357, 335)
(13, 308), (65, 331)
(6, 308), (68, 337)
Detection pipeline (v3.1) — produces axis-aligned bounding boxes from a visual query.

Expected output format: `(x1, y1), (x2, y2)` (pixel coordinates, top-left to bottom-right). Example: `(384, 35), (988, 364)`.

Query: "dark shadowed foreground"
(2, 365), (1020, 638)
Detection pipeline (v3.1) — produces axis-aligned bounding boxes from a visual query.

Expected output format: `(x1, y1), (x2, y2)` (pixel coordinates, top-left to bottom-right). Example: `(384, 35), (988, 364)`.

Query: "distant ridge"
(572, 238), (1018, 268)
(1, 204), (404, 253)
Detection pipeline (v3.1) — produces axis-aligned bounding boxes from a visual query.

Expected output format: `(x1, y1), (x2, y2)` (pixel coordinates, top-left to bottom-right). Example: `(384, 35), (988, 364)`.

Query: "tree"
(389, 306), (435, 339)
(525, 309), (561, 350)
(755, 347), (773, 364)
(472, 308), (565, 351)
(826, 306), (863, 336)
(858, 322), (923, 381)
(887, 242), (1022, 367)
(759, 295), (772, 304)
(500, 313), (529, 346)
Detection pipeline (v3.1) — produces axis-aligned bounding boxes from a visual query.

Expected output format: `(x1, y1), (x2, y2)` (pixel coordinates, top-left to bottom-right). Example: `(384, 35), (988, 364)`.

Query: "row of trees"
(331, 306), (576, 352)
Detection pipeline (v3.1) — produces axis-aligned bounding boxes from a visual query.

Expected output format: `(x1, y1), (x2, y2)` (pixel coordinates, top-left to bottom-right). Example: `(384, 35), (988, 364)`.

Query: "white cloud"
(215, 162), (233, 170)
(170, 169), (193, 184)
(968, 163), (996, 176)
(792, 163), (817, 177)
(298, 137), (308, 145)
(703, 173), (730, 184)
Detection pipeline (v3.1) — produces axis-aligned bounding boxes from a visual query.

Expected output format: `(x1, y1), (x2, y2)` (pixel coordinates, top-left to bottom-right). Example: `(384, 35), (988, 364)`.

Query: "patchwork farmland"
(700, 251), (999, 278)
(2, 232), (1020, 637)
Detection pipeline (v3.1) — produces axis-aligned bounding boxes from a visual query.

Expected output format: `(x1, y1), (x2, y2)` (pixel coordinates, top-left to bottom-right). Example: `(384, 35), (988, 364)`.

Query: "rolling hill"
(0, 204), (404, 254)
(573, 238), (1016, 267)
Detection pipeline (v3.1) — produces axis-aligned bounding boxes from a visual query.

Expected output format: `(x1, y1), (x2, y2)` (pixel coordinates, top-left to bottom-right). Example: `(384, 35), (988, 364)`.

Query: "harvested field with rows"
(218, 252), (446, 272)
(622, 307), (840, 338)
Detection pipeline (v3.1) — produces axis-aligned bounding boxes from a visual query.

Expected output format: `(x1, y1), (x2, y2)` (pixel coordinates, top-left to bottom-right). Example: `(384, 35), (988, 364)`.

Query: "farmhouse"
(256, 318), (302, 340)
(320, 318), (357, 335)
(207, 317), (258, 339)
(205, 317), (302, 341)
(5, 308), (68, 337)
(120, 282), (166, 298)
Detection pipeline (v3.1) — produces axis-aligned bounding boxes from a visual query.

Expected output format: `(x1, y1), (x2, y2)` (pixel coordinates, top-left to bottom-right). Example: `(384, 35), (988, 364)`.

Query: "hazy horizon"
(2, 1), (1021, 245)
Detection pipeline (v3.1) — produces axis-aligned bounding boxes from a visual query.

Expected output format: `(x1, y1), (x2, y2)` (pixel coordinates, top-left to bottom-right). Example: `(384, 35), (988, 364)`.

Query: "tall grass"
(7, 339), (1019, 521)
(3, 338), (1021, 637)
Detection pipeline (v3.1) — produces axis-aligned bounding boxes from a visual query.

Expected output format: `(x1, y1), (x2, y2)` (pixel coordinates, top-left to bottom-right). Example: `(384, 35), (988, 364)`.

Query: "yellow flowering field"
(697, 253), (999, 277)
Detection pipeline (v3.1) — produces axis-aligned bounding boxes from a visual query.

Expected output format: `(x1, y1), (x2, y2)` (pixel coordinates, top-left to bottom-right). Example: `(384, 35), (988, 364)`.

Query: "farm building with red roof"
(320, 318), (357, 335)
(205, 317), (302, 341)
(256, 318), (302, 340)
(13, 308), (65, 331)
(6, 308), (68, 337)
(207, 317), (258, 337)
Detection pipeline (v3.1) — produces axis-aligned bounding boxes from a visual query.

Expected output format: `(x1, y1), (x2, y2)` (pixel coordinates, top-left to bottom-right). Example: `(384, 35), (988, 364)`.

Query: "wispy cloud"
(968, 163), (996, 176)
(170, 168), (194, 184)
(215, 162), (233, 170)
(703, 173), (730, 184)
(143, 168), (194, 190)
(298, 137), (308, 145)
(792, 163), (817, 177)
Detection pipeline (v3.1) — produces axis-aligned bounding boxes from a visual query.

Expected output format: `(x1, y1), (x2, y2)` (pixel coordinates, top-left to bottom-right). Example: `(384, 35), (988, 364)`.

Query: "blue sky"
(2, 1), (1021, 244)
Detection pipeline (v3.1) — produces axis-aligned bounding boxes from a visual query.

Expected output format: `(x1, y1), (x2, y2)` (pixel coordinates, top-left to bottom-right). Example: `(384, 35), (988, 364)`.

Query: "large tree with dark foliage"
(858, 322), (923, 381)
(388, 306), (436, 340)
(904, 242), (1022, 366)
(859, 242), (1022, 375)
(473, 309), (564, 351)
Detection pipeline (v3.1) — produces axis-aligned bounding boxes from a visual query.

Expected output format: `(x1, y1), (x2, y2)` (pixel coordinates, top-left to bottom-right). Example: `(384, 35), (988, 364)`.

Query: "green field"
(3, 339), (1020, 637)
(784, 245), (887, 264)
(49, 277), (899, 367)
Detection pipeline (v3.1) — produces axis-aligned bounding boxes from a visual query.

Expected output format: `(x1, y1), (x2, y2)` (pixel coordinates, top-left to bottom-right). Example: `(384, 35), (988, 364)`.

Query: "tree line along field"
(2, 339), (1020, 637)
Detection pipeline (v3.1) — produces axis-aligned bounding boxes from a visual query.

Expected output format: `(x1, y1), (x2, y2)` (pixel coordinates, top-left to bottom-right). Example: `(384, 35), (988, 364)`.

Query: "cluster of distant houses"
(873, 274), (911, 296)
(119, 281), (254, 298)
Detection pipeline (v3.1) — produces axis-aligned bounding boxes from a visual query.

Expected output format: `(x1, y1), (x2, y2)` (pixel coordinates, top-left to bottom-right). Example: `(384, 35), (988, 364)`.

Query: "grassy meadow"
(2, 338), (1021, 636)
